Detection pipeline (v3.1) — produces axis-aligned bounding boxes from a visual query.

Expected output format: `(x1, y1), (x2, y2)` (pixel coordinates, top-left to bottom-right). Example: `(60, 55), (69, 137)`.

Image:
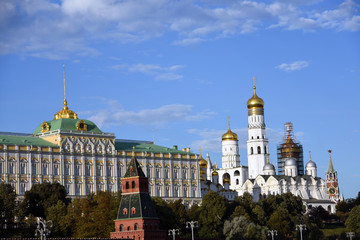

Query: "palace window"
(155, 168), (160, 178)
(191, 170), (195, 179)
(20, 163), (26, 174)
(192, 188), (196, 197)
(173, 169), (178, 178)
(86, 184), (92, 194)
(107, 165), (112, 177)
(132, 181), (136, 188)
(86, 165), (91, 176)
(165, 187), (169, 197)
(134, 223), (138, 230)
(120, 224), (124, 231)
(156, 186), (161, 196)
(96, 165), (102, 176)
(182, 170), (187, 179)
(75, 184), (81, 195)
(75, 165), (80, 176)
(183, 187), (187, 197)
(54, 164), (59, 176)
(42, 164), (48, 175)
(31, 163), (37, 174)
(8, 162), (14, 174)
(250, 147), (253, 155)
(257, 146), (261, 154)
(126, 182), (130, 189)
(117, 163), (121, 177)
(20, 183), (26, 195)
(64, 164), (70, 176)
(0, 162), (2, 174)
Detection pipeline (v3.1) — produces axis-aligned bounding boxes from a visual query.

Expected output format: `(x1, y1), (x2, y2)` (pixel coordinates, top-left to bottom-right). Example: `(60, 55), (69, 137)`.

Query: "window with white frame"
(20, 163), (26, 174)
(42, 164), (48, 175)
(64, 164), (70, 176)
(86, 165), (91, 176)
(96, 165), (102, 176)
(8, 162), (14, 174)
(53, 164), (59, 176)
(75, 165), (80, 176)
(31, 163), (37, 174)
(107, 165), (112, 177)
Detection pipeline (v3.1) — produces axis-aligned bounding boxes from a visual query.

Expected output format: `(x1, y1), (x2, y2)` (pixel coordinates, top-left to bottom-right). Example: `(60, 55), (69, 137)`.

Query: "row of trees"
(1, 182), (359, 239)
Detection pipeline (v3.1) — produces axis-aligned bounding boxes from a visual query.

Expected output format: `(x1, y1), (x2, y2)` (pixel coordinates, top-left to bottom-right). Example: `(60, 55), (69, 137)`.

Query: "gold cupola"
(54, 98), (78, 120)
(54, 64), (78, 120)
(222, 117), (238, 141)
(247, 77), (264, 116)
(199, 152), (207, 168)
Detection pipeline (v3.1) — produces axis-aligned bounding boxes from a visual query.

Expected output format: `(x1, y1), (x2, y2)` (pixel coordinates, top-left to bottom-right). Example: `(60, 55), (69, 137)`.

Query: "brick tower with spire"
(110, 154), (166, 240)
(326, 150), (340, 202)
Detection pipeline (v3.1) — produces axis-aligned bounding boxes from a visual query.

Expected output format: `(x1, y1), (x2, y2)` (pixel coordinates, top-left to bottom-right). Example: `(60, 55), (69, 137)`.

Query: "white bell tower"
(247, 78), (269, 179)
(221, 117), (240, 169)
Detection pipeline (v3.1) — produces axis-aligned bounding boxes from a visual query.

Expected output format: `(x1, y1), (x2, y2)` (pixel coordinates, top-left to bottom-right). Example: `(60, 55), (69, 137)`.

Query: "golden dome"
(199, 155), (207, 168)
(222, 118), (238, 141)
(247, 86), (264, 109)
(54, 98), (78, 120)
(212, 170), (219, 176)
(223, 177), (230, 184)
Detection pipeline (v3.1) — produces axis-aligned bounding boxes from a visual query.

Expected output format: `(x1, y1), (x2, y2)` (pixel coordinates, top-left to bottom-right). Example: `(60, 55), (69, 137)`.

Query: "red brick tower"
(326, 150), (340, 202)
(110, 155), (166, 240)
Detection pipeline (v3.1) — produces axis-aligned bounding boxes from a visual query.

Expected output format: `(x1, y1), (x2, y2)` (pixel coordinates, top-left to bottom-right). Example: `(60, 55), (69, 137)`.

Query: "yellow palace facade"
(0, 97), (202, 205)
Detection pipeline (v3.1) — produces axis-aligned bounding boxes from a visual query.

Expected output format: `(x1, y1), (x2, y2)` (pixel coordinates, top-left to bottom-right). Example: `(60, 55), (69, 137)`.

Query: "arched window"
(134, 223), (139, 230)
(131, 207), (136, 214)
(264, 146), (267, 154)
(250, 147), (253, 154)
(234, 170), (240, 176)
(257, 146), (261, 154)
(127, 226), (130, 231)
(123, 208), (128, 215)
(236, 179), (239, 185)
(120, 224), (124, 231)
(132, 181), (136, 188)
(126, 182), (129, 189)
(257, 136), (259, 139)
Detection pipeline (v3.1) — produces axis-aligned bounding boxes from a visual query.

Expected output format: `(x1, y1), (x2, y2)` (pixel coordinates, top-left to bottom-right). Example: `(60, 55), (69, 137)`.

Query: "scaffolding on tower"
(277, 122), (304, 175)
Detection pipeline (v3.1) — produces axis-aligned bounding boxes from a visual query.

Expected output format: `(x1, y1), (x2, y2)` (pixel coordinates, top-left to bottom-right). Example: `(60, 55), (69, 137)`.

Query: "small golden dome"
(54, 98), (78, 120)
(212, 170), (219, 176)
(200, 176), (205, 182)
(199, 155), (207, 168)
(222, 117), (238, 141)
(223, 177), (230, 184)
(247, 86), (264, 109)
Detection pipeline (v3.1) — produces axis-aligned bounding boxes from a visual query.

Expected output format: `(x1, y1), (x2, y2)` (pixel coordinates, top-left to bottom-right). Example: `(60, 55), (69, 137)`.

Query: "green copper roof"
(115, 141), (192, 154)
(33, 118), (102, 135)
(0, 134), (57, 147)
(116, 193), (158, 220)
(124, 156), (146, 178)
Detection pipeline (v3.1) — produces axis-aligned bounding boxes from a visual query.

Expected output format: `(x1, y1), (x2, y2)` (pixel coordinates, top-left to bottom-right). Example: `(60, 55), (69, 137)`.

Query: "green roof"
(0, 134), (57, 147)
(33, 118), (102, 135)
(124, 156), (146, 178)
(115, 141), (192, 154)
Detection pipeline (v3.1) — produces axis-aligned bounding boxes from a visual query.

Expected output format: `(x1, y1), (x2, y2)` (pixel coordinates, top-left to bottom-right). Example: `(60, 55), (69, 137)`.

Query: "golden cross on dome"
(227, 116), (230, 129)
(252, 76), (256, 90)
(309, 150), (312, 161)
(199, 147), (202, 156)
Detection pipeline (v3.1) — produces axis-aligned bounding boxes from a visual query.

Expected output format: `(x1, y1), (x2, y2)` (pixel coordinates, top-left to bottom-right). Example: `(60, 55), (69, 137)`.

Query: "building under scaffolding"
(277, 122), (304, 175)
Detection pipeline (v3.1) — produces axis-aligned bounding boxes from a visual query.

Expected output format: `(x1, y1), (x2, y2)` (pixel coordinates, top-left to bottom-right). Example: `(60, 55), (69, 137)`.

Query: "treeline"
(1, 183), (359, 239)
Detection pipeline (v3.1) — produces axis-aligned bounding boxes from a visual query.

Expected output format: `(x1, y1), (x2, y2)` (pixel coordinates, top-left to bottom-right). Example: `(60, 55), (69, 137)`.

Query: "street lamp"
(35, 217), (53, 240)
(267, 230), (277, 240)
(186, 221), (199, 240)
(296, 224), (306, 240)
(168, 228), (180, 240)
(346, 232), (355, 240)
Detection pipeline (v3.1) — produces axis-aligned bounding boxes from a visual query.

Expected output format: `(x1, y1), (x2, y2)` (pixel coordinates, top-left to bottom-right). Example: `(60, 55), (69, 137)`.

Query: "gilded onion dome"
(247, 86), (264, 109)
(199, 154), (207, 168)
(54, 98), (78, 120)
(212, 169), (219, 176)
(247, 79), (264, 116)
(223, 176), (230, 184)
(222, 118), (238, 141)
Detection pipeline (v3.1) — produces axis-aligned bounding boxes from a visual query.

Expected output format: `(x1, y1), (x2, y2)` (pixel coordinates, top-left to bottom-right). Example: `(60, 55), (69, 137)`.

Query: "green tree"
(267, 208), (291, 240)
(152, 196), (177, 231)
(20, 182), (68, 219)
(46, 200), (69, 237)
(198, 191), (227, 238)
(223, 216), (267, 240)
(0, 183), (16, 224)
(169, 199), (187, 234)
(345, 205), (360, 233)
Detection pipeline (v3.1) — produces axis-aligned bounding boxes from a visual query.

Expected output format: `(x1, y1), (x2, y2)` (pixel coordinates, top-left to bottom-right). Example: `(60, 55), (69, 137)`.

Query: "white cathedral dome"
(284, 158), (297, 166)
(263, 162), (275, 171)
(306, 159), (317, 168)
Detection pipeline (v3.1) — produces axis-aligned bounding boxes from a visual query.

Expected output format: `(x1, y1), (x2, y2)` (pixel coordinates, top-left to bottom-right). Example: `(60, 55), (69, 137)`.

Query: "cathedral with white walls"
(199, 81), (342, 213)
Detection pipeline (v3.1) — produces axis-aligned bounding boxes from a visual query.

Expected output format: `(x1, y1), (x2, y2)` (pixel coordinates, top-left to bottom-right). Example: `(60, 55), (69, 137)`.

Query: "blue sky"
(0, 0), (359, 198)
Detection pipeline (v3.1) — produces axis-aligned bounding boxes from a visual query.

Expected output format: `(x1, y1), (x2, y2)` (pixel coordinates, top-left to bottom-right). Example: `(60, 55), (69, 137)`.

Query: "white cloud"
(0, 0), (359, 58)
(86, 100), (214, 128)
(112, 63), (184, 81)
(276, 61), (310, 71)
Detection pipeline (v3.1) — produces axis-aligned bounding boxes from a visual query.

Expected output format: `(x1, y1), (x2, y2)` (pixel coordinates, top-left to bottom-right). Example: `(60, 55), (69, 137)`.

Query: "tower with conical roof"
(326, 150), (340, 202)
(111, 154), (166, 239)
(246, 79), (269, 178)
(221, 117), (240, 169)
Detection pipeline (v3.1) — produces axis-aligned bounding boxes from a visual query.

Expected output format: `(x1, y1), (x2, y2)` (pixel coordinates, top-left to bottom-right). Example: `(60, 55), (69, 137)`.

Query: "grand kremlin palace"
(0, 97), (202, 205)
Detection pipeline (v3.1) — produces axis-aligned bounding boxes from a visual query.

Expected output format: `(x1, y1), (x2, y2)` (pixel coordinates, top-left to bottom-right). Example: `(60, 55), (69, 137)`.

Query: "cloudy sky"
(0, 0), (359, 198)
